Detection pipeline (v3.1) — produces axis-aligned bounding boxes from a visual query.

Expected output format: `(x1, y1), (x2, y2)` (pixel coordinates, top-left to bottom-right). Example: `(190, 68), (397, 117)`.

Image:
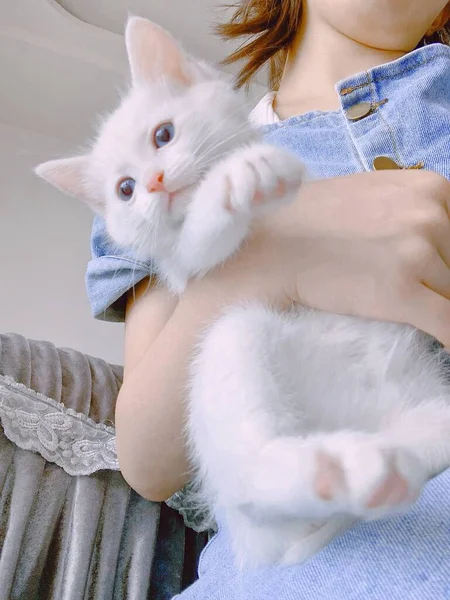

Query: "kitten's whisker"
(193, 129), (253, 165)
(191, 97), (256, 149)
(189, 105), (253, 156)
(193, 124), (248, 159)
(167, 121), (254, 185)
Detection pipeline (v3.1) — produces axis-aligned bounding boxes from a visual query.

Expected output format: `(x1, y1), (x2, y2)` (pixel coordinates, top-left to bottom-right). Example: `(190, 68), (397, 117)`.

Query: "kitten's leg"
(383, 399), (450, 482)
(169, 143), (305, 289)
(188, 303), (321, 519)
(312, 347), (450, 521)
(308, 404), (450, 523)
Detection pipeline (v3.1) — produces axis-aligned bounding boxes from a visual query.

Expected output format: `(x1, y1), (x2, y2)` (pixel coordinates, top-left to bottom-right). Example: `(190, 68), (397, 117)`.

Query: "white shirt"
(249, 92), (280, 126)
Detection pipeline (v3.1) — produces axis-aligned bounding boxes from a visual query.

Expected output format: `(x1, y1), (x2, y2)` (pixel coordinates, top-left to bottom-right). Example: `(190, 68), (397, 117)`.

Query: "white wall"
(0, 122), (125, 364)
(0, 0), (266, 366)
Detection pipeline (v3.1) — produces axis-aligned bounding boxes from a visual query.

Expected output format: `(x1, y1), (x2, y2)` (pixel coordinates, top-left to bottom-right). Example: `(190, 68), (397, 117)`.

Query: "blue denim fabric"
(261, 43), (450, 181)
(85, 43), (450, 598)
(175, 469), (450, 600)
(86, 216), (152, 321)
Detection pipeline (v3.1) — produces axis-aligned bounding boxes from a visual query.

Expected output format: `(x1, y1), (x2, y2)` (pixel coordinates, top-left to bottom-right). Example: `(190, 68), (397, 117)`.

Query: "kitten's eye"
(153, 122), (175, 149)
(117, 177), (135, 201)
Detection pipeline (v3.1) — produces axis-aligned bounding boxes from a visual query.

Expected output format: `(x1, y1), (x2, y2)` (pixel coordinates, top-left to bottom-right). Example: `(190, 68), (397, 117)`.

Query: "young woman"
(86, 1), (450, 597)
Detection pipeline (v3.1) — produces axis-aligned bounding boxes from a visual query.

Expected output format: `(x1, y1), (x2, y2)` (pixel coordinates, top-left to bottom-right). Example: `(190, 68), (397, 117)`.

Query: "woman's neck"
(275, 15), (406, 119)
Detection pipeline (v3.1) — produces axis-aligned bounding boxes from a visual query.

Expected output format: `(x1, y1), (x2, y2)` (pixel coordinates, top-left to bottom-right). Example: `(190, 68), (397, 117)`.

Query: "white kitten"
(36, 17), (450, 569)
(35, 18), (303, 292)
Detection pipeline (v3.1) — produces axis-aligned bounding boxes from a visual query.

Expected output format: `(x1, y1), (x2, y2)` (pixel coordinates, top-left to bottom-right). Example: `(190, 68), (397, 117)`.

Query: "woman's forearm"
(116, 277), (241, 501)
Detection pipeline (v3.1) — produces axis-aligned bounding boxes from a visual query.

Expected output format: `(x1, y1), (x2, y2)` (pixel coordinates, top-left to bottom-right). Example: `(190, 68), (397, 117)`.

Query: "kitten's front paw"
(216, 143), (306, 215)
(313, 433), (426, 519)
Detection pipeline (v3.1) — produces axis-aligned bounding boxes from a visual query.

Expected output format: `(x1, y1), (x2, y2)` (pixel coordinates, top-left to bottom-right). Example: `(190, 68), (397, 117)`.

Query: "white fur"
(188, 306), (450, 567)
(35, 17), (450, 569)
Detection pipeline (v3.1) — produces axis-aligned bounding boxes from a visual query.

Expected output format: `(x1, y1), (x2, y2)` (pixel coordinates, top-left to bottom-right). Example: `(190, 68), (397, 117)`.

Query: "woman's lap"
(176, 468), (450, 600)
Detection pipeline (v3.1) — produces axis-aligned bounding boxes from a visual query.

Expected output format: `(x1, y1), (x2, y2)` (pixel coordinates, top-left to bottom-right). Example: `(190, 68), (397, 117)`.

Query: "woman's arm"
(123, 277), (178, 376)
(117, 170), (450, 502)
(118, 271), (264, 501)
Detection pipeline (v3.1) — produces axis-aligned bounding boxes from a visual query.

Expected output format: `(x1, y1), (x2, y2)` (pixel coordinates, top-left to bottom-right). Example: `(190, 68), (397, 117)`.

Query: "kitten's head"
(35, 17), (251, 258)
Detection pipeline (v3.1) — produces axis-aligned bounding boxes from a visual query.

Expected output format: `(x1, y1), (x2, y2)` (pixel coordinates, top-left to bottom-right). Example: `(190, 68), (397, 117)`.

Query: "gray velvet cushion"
(0, 333), (207, 600)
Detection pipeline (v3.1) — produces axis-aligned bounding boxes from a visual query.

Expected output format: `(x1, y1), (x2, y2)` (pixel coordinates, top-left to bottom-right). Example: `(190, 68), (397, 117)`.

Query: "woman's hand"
(199, 169), (450, 345)
(293, 170), (450, 346)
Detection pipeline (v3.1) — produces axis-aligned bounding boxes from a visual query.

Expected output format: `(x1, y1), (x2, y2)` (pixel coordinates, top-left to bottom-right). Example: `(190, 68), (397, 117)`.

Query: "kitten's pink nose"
(146, 171), (166, 193)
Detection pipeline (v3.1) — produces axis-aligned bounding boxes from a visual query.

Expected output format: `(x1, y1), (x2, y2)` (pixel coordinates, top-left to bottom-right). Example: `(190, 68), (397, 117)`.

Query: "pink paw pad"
(275, 180), (287, 197)
(252, 190), (265, 203)
(314, 451), (346, 501)
(366, 461), (411, 509)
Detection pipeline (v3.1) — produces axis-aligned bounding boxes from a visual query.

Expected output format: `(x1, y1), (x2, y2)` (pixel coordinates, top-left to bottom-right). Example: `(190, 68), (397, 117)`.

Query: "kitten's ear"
(125, 17), (190, 86)
(34, 156), (104, 215)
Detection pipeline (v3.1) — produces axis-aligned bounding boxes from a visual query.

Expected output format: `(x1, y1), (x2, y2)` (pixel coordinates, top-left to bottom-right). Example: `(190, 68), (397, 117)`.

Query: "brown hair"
(217, 1), (450, 89)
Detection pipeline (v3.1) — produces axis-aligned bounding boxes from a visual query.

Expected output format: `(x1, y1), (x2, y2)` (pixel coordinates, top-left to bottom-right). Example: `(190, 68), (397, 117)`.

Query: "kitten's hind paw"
(313, 433), (426, 519)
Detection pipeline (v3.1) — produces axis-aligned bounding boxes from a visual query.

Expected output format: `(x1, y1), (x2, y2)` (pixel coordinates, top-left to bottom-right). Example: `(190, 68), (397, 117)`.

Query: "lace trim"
(166, 485), (216, 534)
(0, 374), (214, 531)
(0, 374), (119, 476)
